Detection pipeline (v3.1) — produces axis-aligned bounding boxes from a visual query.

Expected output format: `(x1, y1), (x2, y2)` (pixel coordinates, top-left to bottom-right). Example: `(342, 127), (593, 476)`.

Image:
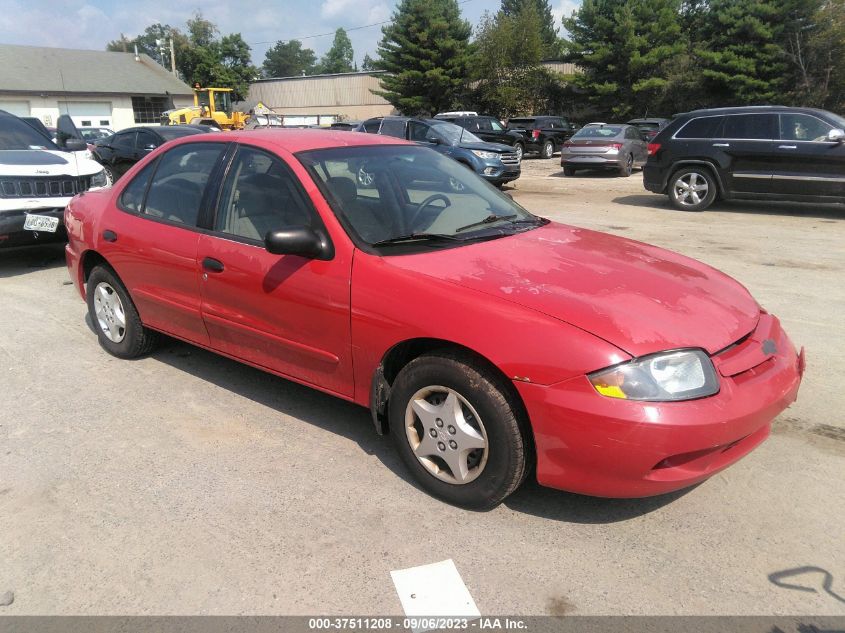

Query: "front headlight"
(472, 150), (498, 159)
(588, 349), (719, 401)
(89, 168), (108, 188)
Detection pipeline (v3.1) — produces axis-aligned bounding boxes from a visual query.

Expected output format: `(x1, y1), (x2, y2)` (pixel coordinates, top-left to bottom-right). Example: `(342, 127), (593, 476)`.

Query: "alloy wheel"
(93, 282), (127, 343)
(673, 172), (709, 207)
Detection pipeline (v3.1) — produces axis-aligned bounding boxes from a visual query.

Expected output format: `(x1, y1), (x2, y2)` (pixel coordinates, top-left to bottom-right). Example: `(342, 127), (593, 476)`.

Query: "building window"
(131, 96), (169, 124)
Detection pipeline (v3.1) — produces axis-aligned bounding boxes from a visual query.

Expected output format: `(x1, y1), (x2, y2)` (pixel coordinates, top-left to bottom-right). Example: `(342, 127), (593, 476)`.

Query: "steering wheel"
(408, 193), (451, 230)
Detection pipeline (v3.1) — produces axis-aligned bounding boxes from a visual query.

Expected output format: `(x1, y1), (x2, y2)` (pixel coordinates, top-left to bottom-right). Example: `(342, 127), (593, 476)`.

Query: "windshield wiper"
(455, 214), (518, 233)
(371, 233), (464, 247)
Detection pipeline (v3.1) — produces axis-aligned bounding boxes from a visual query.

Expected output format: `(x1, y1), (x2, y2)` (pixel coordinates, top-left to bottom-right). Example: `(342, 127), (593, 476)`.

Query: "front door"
(772, 112), (845, 199)
(197, 144), (354, 397)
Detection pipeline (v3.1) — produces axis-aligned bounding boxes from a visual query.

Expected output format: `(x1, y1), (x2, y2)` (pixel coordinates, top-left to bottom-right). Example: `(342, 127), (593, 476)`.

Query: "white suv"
(0, 110), (107, 248)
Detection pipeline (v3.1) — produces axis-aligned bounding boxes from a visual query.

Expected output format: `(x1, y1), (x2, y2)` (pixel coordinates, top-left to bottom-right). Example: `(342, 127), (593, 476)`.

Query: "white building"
(0, 44), (195, 131)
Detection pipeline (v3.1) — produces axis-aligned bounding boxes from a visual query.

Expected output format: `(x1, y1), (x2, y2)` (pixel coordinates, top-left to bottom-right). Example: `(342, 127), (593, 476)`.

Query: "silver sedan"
(560, 123), (649, 177)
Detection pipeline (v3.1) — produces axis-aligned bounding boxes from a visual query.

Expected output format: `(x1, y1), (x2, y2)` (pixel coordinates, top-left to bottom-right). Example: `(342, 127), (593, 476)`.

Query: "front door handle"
(202, 257), (224, 273)
(713, 143), (730, 147)
(778, 145), (797, 149)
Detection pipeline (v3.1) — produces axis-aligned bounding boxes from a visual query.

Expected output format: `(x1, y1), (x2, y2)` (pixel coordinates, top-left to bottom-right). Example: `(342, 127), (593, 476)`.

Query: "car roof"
(170, 128), (412, 153)
(627, 118), (667, 123)
(679, 105), (836, 118)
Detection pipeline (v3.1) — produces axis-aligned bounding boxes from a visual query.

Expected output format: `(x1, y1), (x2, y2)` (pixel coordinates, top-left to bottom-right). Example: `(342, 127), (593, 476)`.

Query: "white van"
(0, 110), (107, 248)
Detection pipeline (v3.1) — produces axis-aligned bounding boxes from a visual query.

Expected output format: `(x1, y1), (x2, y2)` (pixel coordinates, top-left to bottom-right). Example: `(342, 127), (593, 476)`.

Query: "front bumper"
(516, 315), (803, 497)
(0, 207), (67, 248)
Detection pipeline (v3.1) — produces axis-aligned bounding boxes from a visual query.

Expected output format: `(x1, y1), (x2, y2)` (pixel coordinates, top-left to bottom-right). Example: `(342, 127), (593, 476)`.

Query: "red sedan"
(65, 130), (804, 509)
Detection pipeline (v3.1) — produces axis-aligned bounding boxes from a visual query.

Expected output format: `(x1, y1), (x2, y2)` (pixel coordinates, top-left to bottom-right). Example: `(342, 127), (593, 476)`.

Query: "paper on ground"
(390, 559), (481, 632)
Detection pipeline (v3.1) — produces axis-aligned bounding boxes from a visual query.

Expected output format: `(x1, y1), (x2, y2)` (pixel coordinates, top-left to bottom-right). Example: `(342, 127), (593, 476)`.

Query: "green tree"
(564, 0), (686, 118)
(317, 28), (355, 74)
(262, 41), (318, 77)
(500, 0), (560, 58)
(361, 54), (378, 71)
(374, 0), (472, 115)
(695, 0), (787, 105)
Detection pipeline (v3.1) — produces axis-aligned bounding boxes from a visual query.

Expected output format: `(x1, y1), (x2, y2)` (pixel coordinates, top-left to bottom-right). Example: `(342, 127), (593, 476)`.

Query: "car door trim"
(770, 174), (845, 182)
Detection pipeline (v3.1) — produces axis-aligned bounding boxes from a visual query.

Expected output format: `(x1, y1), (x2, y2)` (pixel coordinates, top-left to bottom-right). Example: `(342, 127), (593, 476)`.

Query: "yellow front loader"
(161, 85), (247, 130)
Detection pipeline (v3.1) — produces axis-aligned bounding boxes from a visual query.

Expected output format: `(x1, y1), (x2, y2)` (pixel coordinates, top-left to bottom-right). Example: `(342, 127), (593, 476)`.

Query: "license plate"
(23, 214), (59, 233)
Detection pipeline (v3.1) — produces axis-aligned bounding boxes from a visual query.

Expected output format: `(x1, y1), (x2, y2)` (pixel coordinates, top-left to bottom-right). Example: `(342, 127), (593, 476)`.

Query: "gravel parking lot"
(1, 158), (843, 616)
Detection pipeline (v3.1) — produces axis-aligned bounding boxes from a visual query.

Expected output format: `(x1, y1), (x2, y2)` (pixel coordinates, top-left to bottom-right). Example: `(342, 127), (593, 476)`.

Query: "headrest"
(326, 176), (357, 205)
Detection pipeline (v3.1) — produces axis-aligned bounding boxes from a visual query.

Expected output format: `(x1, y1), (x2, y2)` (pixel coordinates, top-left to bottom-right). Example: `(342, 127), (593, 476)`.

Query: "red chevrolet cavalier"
(65, 130), (804, 509)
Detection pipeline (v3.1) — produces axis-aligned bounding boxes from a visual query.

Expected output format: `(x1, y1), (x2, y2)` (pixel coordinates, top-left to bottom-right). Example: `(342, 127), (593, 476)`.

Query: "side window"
(476, 118), (493, 132)
(722, 114), (777, 140)
(136, 130), (159, 150)
(545, 119), (558, 129)
(363, 119), (381, 133)
(408, 121), (430, 142)
(780, 113), (833, 142)
(112, 132), (136, 150)
(143, 143), (225, 226)
(558, 118), (569, 129)
(676, 116), (725, 139)
(489, 119), (505, 131)
(379, 119), (406, 139)
(215, 146), (314, 242)
(118, 159), (157, 213)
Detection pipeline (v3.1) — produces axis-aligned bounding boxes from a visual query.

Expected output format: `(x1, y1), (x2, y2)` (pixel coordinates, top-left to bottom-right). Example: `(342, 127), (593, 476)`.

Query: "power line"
(249, 0), (474, 46)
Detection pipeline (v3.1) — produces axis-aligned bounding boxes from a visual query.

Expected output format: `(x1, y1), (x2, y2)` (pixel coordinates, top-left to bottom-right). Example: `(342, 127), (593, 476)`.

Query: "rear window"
(675, 116), (725, 139)
(507, 118), (536, 129)
(573, 125), (623, 138)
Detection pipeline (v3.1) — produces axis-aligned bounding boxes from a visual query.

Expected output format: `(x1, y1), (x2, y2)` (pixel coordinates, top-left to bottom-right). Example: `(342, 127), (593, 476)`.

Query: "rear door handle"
(202, 257), (224, 273)
(713, 143), (730, 147)
(778, 145), (797, 149)
(102, 230), (117, 242)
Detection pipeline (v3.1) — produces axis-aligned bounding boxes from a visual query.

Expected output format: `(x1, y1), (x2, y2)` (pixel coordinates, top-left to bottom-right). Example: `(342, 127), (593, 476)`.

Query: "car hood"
(385, 223), (760, 357)
(0, 149), (102, 177)
(456, 141), (514, 153)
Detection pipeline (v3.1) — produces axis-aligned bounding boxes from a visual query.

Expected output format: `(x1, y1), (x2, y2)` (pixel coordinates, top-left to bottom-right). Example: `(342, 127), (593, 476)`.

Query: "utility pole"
(170, 38), (177, 76)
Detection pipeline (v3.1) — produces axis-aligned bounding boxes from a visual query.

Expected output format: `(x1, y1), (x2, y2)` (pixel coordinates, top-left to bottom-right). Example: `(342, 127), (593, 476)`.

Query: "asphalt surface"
(1, 159), (843, 615)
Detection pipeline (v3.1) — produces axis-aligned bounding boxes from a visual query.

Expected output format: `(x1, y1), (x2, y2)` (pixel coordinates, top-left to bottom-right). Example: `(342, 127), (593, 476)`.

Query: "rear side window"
(143, 143), (225, 226)
(362, 119), (381, 133)
(112, 133), (135, 150)
(675, 116), (724, 139)
(379, 119), (406, 138)
(507, 118), (535, 129)
(722, 114), (777, 140)
(118, 160), (157, 213)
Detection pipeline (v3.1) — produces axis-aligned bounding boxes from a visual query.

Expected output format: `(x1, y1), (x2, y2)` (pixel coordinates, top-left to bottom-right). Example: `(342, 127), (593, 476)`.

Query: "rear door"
(197, 144), (354, 396)
(100, 141), (229, 345)
(107, 131), (138, 177)
(716, 113), (778, 194)
(773, 112), (845, 198)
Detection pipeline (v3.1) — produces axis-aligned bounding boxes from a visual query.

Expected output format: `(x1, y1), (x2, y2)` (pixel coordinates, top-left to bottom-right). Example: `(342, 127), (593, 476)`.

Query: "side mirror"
(425, 137), (441, 145)
(264, 226), (331, 259)
(143, 143), (157, 151)
(64, 138), (88, 152)
(828, 128), (845, 143)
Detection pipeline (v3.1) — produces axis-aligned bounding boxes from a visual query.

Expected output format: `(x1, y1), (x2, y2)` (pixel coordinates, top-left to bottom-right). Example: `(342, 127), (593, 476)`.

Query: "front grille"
(500, 152), (520, 165)
(0, 175), (92, 199)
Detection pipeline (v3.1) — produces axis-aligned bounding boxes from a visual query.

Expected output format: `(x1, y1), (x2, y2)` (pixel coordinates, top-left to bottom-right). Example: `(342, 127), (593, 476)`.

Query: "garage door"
(0, 100), (31, 117)
(57, 101), (113, 128)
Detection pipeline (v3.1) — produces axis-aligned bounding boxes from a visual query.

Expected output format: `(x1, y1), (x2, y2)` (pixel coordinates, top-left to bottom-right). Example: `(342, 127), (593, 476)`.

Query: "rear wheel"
(668, 167), (717, 211)
(86, 266), (159, 358)
(563, 166), (577, 176)
(541, 140), (555, 159)
(388, 351), (531, 510)
(102, 164), (116, 184)
(618, 153), (634, 177)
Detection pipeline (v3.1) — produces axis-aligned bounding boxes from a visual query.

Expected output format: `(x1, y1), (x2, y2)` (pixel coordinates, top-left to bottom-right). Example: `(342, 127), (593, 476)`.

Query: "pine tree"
(361, 54), (377, 72)
(500, 0), (560, 58)
(374, 0), (472, 115)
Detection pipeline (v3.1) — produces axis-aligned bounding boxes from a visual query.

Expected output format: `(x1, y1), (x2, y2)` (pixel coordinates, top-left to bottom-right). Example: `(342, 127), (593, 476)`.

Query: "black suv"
(506, 116), (576, 159)
(644, 106), (845, 211)
(434, 114), (525, 160)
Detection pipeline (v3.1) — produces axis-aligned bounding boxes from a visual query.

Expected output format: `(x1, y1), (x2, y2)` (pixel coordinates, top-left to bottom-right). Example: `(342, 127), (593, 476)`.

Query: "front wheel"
(514, 143), (524, 162)
(668, 167), (717, 211)
(388, 351), (531, 510)
(86, 265), (159, 358)
(541, 140), (555, 159)
(102, 164), (116, 185)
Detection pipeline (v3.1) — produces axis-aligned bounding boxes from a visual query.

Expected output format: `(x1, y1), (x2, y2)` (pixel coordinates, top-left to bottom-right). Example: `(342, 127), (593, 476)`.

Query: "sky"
(0, 0), (580, 69)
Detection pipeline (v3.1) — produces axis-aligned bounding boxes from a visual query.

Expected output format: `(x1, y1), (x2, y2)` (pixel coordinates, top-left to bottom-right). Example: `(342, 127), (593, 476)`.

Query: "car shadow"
(613, 194), (845, 220)
(98, 334), (693, 522)
(503, 478), (695, 523)
(0, 243), (67, 279)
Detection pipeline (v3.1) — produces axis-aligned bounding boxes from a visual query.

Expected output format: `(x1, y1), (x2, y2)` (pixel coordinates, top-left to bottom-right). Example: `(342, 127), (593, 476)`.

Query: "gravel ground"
(0, 157), (843, 616)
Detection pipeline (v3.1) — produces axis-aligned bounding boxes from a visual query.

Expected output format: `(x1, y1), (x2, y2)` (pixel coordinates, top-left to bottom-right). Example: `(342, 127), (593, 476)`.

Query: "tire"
(541, 140), (555, 159)
(618, 154), (633, 177)
(388, 350), (531, 510)
(668, 166), (717, 211)
(102, 164), (116, 184)
(514, 143), (524, 162)
(563, 166), (577, 176)
(86, 265), (159, 359)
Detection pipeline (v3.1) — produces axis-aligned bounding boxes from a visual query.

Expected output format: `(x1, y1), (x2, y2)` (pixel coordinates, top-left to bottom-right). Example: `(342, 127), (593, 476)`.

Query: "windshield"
(298, 145), (543, 250)
(573, 125), (624, 138)
(829, 112), (845, 129)
(429, 121), (482, 145)
(0, 115), (59, 150)
(79, 128), (113, 141)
